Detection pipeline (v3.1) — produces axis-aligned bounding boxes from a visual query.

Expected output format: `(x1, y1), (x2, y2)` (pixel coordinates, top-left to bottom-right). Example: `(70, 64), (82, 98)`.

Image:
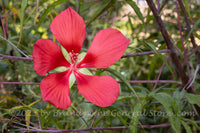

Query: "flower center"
(69, 52), (78, 64)
(69, 52), (79, 70)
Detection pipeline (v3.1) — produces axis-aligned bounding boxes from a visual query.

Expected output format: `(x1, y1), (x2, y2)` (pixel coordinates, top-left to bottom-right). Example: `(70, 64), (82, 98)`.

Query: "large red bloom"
(33, 7), (130, 110)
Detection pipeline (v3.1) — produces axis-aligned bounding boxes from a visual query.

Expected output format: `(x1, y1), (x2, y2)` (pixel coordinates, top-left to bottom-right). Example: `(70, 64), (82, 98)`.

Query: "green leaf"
(39, 0), (48, 6)
(185, 19), (200, 42)
(38, 110), (46, 129)
(128, 16), (135, 34)
(38, 0), (67, 26)
(93, 115), (104, 127)
(193, 32), (200, 40)
(86, 0), (115, 26)
(50, 118), (62, 129)
(148, 55), (158, 80)
(0, 97), (7, 104)
(150, 93), (172, 111)
(19, 0), (27, 42)
(151, 93), (181, 133)
(173, 90), (185, 113)
(28, 99), (41, 107)
(1, 122), (8, 133)
(182, 118), (200, 130)
(185, 93), (200, 106)
(25, 110), (31, 129)
(79, 0), (101, 13)
(144, 41), (173, 74)
(183, 0), (191, 17)
(130, 100), (144, 133)
(170, 98), (178, 115)
(181, 121), (192, 133)
(116, 90), (147, 103)
(105, 68), (142, 105)
(116, 92), (146, 102)
(116, 96), (135, 102)
(117, 115), (129, 128)
(126, 0), (144, 24)
(85, 109), (100, 125)
(10, 105), (24, 110)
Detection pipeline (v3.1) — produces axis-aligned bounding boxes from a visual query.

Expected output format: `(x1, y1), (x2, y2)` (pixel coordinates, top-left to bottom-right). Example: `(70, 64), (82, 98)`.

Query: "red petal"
(40, 70), (72, 110)
(75, 71), (119, 107)
(50, 7), (86, 54)
(33, 39), (70, 76)
(77, 28), (130, 68)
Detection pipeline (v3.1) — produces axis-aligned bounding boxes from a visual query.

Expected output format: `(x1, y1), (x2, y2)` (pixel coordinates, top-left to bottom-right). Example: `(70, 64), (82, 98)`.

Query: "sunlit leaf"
(28, 99), (41, 107)
(10, 106), (24, 110)
(25, 110), (31, 130)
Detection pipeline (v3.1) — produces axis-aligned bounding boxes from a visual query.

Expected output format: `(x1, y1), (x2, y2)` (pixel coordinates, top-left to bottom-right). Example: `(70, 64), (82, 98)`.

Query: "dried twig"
(0, 54), (33, 61)
(0, 82), (40, 85)
(122, 49), (169, 58)
(0, 35), (29, 57)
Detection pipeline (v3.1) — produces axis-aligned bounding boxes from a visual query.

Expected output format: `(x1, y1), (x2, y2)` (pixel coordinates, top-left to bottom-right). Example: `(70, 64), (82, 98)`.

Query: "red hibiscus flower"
(33, 7), (130, 110)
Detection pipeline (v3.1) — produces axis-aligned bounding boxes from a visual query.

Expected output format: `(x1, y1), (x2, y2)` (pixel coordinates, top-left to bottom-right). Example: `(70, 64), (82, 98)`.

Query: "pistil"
(69, 52), (79, 70)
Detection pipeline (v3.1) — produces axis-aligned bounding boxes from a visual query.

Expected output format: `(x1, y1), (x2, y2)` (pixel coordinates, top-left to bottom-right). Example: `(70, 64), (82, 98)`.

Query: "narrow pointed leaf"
(185, 19), (200, 43)
(185, 93), (200, 106)
(105, 68), (142, 104)
(126, 0), (144, 24)
(145, 41), (173, 74)
(181, 121), (192, 133)
(38, 0), (67, 26)
(19, 0), (27, 42)
(130, 100), (144, 133)
(86, 0), (115, 26)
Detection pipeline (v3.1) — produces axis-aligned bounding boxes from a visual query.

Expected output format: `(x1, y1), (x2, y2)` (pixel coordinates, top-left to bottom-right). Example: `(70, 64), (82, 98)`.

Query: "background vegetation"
(1, 0), (200, 132)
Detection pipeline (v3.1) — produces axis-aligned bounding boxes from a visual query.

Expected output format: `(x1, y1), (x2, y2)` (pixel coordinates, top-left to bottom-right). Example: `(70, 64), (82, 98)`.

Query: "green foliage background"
(0, 0), (200, 132)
